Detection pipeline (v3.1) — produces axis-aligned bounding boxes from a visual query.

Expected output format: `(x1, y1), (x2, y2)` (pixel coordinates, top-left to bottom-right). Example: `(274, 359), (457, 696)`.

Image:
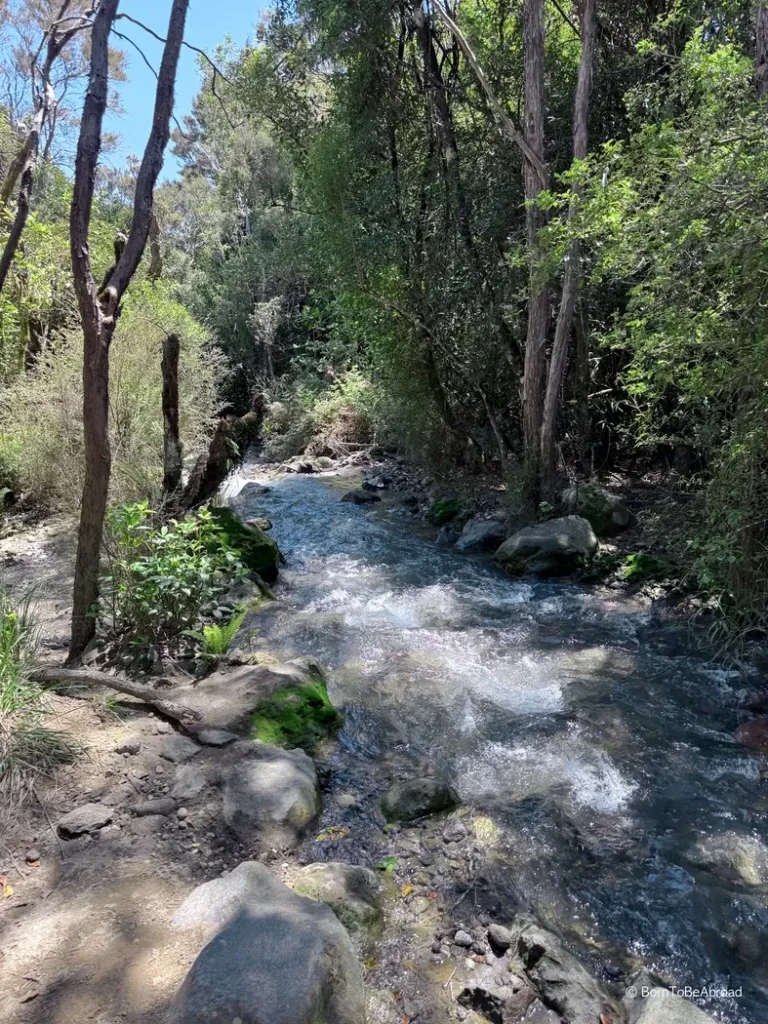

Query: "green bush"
(101, 502), (248, 648)
(0, 282), (224, 507)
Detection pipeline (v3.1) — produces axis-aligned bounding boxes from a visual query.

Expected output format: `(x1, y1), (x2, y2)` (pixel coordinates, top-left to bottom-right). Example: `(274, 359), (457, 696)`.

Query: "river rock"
(734, 717), (768, 751)
(487, 923), (513, 952)
(495, 516), (598, 576)
(293, 862), (383, 950)
(222, 742), (321, 850)
(57, 802), (113, 838)
(380, 778), (459, 822)
(169, 862), (365, 1024)
(561, 482), (633, 536)
(340, 487), (381, 505)
(456, 518), (507, 553)
(159, 735), (201, 764)
(514, 917), (616, 1024)
(687, 831), (768, 886)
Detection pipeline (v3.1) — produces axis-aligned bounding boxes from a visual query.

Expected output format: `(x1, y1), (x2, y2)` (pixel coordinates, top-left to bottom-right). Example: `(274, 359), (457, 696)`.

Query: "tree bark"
(161, 333), (182, 496)
(540, 0), (597, 499)
(521, 0), (550, 498)
(69, 0), (190, 661)
(757, 5), (768, 97)
(148, 211), (163, 281)
(573, 297), (592, 475)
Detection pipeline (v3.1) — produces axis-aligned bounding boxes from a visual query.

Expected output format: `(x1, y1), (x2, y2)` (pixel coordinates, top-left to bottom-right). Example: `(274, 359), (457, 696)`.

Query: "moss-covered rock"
(250, 675), (343, 753)
(210, 505), (282, 584)
(430, 498), (461, 526)
(561, 483), (632, 537)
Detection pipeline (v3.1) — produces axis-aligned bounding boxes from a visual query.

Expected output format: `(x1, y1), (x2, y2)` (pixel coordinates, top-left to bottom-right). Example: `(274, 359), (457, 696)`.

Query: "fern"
(184, 607), (248, 658)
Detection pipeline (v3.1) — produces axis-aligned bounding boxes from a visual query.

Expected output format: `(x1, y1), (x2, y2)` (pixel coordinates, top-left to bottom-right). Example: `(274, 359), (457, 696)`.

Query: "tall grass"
(0, 587), (74, 808)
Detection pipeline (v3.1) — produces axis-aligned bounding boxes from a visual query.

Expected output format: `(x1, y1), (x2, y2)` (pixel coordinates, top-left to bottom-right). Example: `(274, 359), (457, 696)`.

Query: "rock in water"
(735, 717), (768, 751)
(514, 918), (616, 1024)
(222, 742), (321, 851)
(293, 862), (383, 951)
(209, 505), (283, 584)
(456, 518), (507, 553)
(380, 778), (459, 822)
(687, 831), (768, 886)
(495, 516), (598, 576)
(340, 488), (381, 505)
(169, 862), (365, 1024)
(57, 803), (113, 838)
(561, 482), (633, 536)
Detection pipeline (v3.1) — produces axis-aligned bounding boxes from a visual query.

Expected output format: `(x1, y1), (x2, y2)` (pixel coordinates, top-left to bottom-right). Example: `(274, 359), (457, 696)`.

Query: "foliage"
(0, 588), (74, 805)
(102, 502), (248, 648)
(623, 553), (669, 582)
(184, 606), (248, 665)
(0, 284), (223, 506)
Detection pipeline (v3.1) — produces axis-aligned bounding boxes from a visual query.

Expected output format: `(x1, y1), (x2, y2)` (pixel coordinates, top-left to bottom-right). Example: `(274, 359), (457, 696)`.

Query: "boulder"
(435, 523), (461, 547)
(222, 742), (321, 851)
(380, 778), (459, 822)
(561, 482), (633, 536)
(57, 802), (113, 838)
(687, 831), (768, 887)
(293, 862), (383, 950)
(456, 518), (507, 553)
(250, 672), (342, 753)
(169, 862), (365, 1024)
(514, 917), (616, 1024)
(495, 516), (598, 576)
(458, 970), (535, 1024)
(209, 505), (282, 584)
(341, 487), (381, 505)
(735, 717), (768, 752)
(625, 979), (719, 1024)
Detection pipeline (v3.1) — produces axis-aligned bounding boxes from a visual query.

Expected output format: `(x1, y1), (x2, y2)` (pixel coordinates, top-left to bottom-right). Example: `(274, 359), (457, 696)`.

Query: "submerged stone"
(380, 778), (459, 822)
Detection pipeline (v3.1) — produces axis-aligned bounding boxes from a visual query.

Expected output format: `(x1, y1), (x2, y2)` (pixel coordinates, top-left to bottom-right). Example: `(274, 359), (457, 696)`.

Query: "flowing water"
(228, 469), (767, 1024)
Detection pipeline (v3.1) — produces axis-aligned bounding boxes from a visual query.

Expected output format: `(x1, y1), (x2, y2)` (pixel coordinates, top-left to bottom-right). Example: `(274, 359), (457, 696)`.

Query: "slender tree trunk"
(69, 0), (190, 660)
(148, 212), (163, 281)
(757, 5), (768, 97)
(540, 0), (597, 499)
(573, 298), (592, 475)
(161, 333), (182, 495)
(521, 0), (549, 497)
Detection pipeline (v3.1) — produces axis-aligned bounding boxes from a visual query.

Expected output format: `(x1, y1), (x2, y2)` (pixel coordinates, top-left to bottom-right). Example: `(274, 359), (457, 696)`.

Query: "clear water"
(229, 470), (768, 1023)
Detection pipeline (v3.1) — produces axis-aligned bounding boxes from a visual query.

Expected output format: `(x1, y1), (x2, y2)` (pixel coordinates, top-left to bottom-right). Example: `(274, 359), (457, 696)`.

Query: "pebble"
(488, 923), (513, 951)
(155, 765), (164, 775)
(177, 807), (189, 820)
(335, 793), (357, 808)
(115, 737), (141, 755)
(443, 820), (468, 843)
(25, 848), (40, 864)
(454, 930), (473, 947)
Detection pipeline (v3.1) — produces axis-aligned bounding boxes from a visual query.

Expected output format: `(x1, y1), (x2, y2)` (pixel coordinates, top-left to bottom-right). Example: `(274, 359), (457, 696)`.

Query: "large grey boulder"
(561, 482), (633, 537)
(380, 778), (459, 822)
(495, 516), (598, 576)
(169, 861), (365, 1024)
(686, 831), (768, 887)
(625, 978), (719, 1024)
(514, 917), (616, 1024)
(293, 862), (383, 951)
(456, 518), (507, 553)
(222, 742), (321, 851)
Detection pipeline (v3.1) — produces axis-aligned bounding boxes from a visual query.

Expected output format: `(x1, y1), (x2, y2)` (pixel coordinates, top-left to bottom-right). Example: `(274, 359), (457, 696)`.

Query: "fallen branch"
(31, 667), (203, 727)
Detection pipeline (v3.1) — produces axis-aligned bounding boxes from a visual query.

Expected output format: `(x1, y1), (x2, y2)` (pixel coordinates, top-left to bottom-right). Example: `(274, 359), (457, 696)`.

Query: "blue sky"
(105, 0), (261, 179)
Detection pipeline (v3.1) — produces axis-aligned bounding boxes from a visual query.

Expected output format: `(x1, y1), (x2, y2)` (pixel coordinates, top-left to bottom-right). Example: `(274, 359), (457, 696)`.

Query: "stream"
(228, 467), (767, 1024)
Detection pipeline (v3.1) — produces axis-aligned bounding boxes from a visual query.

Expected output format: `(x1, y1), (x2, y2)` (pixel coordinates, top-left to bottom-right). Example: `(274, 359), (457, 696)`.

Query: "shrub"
(0, 282), (225, 507)
(0, 588), (74, 806)
(101, 502), (248, 649)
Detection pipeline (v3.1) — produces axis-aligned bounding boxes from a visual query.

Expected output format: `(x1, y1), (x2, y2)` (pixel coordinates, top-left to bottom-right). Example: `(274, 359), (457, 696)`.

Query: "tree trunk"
(540, 0), (597, 499)
(573, 298), (592, 475)
(162, 333), (182, 495)
(758, 5), (768, 97)
(148, 212), (163, 281)
(521, 0), (550, 498)
(69, 0), (190, 660)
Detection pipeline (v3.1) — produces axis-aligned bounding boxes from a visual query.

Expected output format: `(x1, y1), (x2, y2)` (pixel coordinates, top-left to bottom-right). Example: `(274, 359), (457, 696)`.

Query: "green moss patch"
(250, 678), (342, 752)
(623, 552), (668, 581)
(430, 498), (460, 526)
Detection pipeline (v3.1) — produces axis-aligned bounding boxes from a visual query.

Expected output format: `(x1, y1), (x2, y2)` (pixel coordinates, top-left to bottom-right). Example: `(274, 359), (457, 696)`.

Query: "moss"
(209, 505), (282, 584)
(623, 552), (668, 581)
(430, 498), (460, 526)
(250, 677), (342, 752)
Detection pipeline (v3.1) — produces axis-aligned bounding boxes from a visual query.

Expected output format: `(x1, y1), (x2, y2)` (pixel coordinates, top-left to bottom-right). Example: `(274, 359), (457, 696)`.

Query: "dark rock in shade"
(456, 518), (507, 553)
(169, 862), (365, 1024)
(453, 930), (473, 947)
(222, 742), (321, 852)
(57, 803), (113, 838)
(435, 524), (461, 547)
(209, 504), (283, 584)
(514, 917), (616, 1024)
(735, 717), (768, 751)
(159, 735), (201, 764)
(340, 487), (382, 505)
(495, 516), (598, 576)
(196, 728), (238, 748)
(561, 482), (633, 536)
(459, 973), (535, 1024)
(380, 778), (459, 822)
(132, 798), (176, 817)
